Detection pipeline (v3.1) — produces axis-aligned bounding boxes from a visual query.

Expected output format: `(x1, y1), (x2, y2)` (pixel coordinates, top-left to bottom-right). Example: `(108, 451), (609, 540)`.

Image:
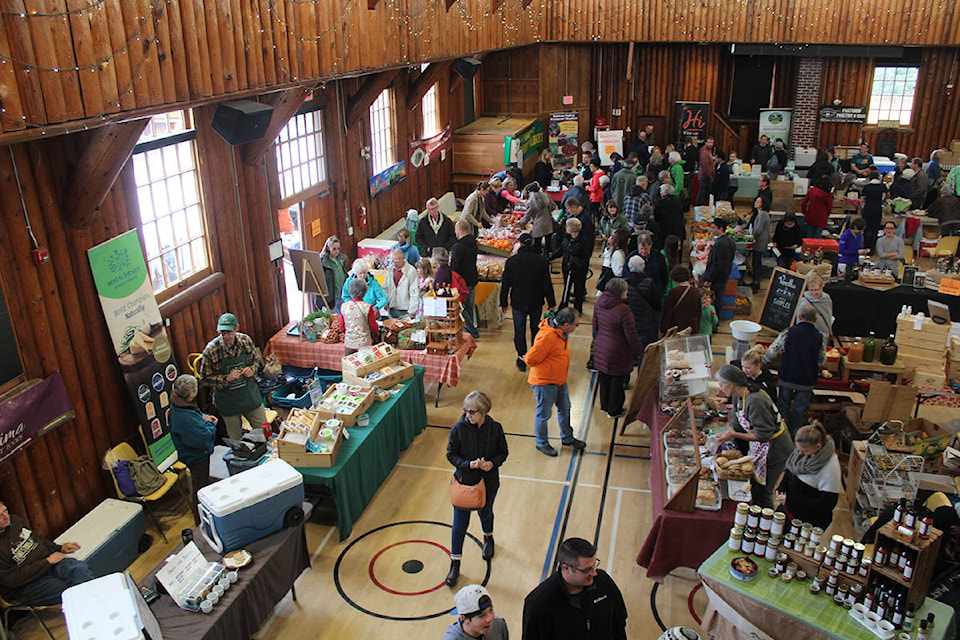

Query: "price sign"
(759, 267), (808, 332)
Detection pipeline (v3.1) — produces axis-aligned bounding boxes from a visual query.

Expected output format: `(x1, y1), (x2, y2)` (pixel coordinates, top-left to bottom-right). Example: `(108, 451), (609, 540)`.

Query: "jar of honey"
(847, 338), (864, 363)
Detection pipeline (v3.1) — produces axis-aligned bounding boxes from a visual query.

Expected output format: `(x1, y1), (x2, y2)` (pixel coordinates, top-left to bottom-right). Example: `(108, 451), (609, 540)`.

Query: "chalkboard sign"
(758, 267), (808, 333)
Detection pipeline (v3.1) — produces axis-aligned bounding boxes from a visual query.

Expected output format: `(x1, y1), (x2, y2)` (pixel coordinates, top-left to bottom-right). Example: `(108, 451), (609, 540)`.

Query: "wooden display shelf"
(867, 521), (943, 611)
(662, 400), (701, 513)
(780, 545), (867, 588)
(840, 355), (906, 383)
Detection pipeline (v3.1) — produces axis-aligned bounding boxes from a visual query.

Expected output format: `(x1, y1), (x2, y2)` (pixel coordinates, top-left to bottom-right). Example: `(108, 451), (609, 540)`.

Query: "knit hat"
(716, 364), (749, 387)
(451, 584), (492, 616)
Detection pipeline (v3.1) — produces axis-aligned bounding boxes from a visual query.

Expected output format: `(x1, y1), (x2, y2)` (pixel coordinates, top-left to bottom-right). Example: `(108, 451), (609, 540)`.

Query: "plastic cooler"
(63, 573), (148, 640)
(198, 458), (305, 553)
(54, 499), (145, 578)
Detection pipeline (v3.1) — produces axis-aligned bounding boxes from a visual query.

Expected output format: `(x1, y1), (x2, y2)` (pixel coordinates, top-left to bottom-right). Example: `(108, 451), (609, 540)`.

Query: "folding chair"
(0, 593), (56, 640)
(104, 442), (187, 543)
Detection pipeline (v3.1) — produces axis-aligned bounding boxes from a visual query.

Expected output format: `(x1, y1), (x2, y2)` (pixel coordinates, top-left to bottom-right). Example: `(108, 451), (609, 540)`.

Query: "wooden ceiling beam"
(406, 60), (453, 110)
(60, 119), (149, 229)
(242, 86), (314, 166)
(345, 69), (400, 128)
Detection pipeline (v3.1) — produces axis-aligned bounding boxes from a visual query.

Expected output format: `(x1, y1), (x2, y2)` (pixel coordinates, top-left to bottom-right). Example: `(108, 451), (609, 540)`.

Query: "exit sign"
(562, 95), (574, 105)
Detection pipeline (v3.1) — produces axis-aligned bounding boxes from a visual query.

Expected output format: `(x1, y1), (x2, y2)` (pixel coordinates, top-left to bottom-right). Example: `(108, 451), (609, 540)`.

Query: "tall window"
(369, 88), (396, 175)
(421, 64), (440, 138)
(275, 109), (327, 201)
(132, 111), (210, 296)
(867, 66), (919, 126)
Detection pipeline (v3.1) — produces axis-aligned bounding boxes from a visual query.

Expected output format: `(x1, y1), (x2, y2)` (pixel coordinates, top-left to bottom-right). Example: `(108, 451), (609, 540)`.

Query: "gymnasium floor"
(15, 250), (866, 640)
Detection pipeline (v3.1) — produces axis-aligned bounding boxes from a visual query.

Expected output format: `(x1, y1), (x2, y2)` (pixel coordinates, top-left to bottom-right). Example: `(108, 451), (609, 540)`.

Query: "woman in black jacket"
(445, 390), (509, 587)
(625, 255), (661, 368)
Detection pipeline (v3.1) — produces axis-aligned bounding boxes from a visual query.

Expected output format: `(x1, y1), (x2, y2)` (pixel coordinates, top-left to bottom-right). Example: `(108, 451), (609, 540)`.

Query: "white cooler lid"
(198, 458), (303, 518)
(63, 573), (143, 640)
(54, 499), (144, 563)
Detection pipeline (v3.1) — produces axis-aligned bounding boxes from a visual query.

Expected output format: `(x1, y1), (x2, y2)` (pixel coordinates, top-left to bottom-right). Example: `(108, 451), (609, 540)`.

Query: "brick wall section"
(792, 57), (823, 156)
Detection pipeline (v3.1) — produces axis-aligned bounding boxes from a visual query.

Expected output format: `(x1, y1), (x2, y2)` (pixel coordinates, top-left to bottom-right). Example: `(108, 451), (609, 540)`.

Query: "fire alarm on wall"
(33, 247), (49, 265)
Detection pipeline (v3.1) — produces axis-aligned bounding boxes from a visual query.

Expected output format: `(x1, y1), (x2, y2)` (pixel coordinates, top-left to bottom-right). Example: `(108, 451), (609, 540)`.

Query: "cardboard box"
(907, 418), (955, 461)
(341, 343), (401, 378)
(862, 381), (918, 424)
(276, 422), (342, 468)
(343, 360), (414, 389)
(314, 384), (375, 427)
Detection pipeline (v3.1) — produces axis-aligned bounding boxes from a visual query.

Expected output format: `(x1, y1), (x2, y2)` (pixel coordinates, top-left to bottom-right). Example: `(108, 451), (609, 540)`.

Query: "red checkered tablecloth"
(264, 325), (477, 387)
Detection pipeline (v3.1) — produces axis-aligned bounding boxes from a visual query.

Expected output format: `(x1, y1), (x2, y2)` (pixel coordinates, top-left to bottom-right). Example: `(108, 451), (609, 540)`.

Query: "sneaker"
(607, 409), (627, 419)
(562, 438), (587, 450)
(536, 444), (559, 457)
(516, 357), (527, 372)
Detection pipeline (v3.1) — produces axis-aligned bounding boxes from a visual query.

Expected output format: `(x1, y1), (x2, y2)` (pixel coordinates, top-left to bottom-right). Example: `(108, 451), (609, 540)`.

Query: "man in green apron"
(200, 313), (266, 440)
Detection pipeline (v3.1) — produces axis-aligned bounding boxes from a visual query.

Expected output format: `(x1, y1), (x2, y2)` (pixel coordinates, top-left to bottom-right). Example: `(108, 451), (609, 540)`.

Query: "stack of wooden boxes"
(896, 312), (951, 388)
(341, 342), (414, 389)
(424, 293), (463, 355)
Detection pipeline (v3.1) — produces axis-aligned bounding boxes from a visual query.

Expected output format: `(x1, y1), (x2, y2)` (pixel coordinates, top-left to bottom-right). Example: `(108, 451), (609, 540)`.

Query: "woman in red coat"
(592, 277), (644, 418)
(587, 160), (606, 223)
(801, 176), (834, 239)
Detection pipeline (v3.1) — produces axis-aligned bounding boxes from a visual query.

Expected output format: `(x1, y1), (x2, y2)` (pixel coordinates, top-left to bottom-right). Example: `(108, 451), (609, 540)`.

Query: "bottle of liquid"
(873, 542), (887, 567)
(848, 337), (865, 363)
(916, 619), (930, 640)
(903, 555), (914, 582)
(879, 334), (898, 365)
(893, 498), (906, 524)
(891, 595), (904, 627)
(863, 332), (877, 362)
(903, 603), (916, 632)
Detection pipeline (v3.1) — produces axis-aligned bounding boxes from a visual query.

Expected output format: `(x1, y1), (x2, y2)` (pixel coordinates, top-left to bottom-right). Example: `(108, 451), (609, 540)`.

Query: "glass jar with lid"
(847, 338), (864, 363)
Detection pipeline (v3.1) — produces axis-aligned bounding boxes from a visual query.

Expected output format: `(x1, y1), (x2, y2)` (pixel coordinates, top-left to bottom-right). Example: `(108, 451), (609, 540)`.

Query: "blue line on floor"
(540, 372), (598, 581)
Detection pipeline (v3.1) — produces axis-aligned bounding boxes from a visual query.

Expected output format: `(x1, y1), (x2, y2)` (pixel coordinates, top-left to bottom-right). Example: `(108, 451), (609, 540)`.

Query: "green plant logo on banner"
(88, 229), (147, 299)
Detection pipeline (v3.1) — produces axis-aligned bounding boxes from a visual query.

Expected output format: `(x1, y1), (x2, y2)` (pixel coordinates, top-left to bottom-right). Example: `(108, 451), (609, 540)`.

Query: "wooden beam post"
(344, 69), (400, 128)
(406, 60), (453, 110)
(241, 86), (314, 166)
(60, 119), (149, 229)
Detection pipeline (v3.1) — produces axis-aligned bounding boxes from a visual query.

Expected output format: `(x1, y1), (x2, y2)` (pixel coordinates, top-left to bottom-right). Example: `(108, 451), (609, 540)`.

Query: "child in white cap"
(443, 584), (509, 639)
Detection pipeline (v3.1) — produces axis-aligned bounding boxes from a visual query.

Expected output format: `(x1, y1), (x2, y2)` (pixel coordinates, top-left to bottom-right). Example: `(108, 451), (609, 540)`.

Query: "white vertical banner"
(758, 109), (793, 149)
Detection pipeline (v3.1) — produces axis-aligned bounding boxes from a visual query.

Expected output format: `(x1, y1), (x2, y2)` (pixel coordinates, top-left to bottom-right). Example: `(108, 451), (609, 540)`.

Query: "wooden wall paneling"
(19, 2), (67, 123)
(0, 20), (26, 132)
(178, 0), (206, 97)
(132, 0), (164, 107)
(242, 0), (264, 87)
(226, 0), (246, 90)
(65, 0), (104, 119)
(3, 2), (49, 125)
(214, 0), (238, 94)
(11, 453), (48, 535)
(152, 0), (178, 105)
(162, 0), (189, 101)
(102, 0), (135, 111)
(201, 0), (225, 95)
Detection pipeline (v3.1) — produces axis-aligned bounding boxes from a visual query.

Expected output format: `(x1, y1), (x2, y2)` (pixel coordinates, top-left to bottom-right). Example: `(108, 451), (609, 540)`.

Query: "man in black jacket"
(762, 305), (826, 436)
(557, 217), (591, 314)
(522, 537), (627, 640)
(501, 233), (556, 371)
(451, 219), (480, 339)
(625, 255), (661, 366)
(415, 197), (456, 255)
(703, 218), (736, 318)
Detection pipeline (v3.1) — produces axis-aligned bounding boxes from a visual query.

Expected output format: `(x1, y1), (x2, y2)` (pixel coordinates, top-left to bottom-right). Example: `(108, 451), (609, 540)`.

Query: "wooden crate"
(896, 314), (951, 351)
(341, 343), (402, 378)
(343, 360), (415, 389)
(867, 521), (943, 611)
(314, 385), (375, 427)
(276, 422), (343, 468)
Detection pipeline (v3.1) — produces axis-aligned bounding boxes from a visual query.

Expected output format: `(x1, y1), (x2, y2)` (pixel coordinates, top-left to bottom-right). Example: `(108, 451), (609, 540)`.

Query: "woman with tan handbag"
(445, 390), (509, 587)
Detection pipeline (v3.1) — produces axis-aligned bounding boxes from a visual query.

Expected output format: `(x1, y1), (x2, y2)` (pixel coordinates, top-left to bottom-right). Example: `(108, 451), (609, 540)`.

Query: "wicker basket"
(398, 327), (424, 351)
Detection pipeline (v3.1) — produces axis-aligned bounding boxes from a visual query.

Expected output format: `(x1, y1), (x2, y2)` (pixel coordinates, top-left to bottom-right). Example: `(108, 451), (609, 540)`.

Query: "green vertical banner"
(88, 230), (179, 470)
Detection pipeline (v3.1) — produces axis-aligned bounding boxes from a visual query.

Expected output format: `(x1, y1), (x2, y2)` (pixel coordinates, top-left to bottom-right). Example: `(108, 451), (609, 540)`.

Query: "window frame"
(0, 268), (25, 394)
(368, 88), (397, 176)
(275, 107), (330, 208)
(131, 114), (212, 303)
(420, 64), (440, 138)
(866, 65), (920, 127)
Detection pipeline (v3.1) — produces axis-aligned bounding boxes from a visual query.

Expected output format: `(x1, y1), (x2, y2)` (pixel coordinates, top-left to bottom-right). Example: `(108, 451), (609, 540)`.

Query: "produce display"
(477, 214), (528, 252)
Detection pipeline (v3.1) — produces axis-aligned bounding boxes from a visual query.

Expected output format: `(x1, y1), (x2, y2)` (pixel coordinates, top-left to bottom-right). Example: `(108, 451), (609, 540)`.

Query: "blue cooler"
(197, 458), (305, 553)
(54, 499), (146, 578)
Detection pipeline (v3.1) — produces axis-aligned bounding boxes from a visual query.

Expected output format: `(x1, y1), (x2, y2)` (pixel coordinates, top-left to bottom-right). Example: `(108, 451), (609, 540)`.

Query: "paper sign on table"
(938, 276), (960, 296)
(423, 297), (448, 317)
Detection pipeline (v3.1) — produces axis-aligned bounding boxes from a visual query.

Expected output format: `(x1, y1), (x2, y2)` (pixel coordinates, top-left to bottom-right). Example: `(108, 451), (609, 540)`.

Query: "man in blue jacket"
(522, 537), (627, 640)
(762, 305), (827, 436)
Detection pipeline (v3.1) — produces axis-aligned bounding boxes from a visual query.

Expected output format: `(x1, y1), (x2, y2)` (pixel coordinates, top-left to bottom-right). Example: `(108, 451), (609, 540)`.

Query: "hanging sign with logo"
(675, 101), (710, 146)
(88, 230), (179, 470)
(0, 372), (74, 465)
(759, 108), (793, 149)
(818, 106), (867, 124)
(409, 125), (452, 171)
(548, 112), (580, 169)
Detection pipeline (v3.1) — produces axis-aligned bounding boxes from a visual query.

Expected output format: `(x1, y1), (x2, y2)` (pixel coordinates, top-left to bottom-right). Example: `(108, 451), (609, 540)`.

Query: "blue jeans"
(462, 287), (479, 338)
(807, 225), (825, 239)
(17, 558), (94, 606)
(778, 385), (812, 437)
(532, 384), (573, 447)
(451, 490), (497, 559)
(512, 307), (541, 358)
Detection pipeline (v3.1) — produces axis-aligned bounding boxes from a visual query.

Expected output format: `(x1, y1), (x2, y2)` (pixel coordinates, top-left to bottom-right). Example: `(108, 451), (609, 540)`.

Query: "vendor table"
(636, 391), (736, 582)
(546, 187), (567, 204)
(825, 280), (960, 337)
(265, 323), (476, 405)
(146, 523), (310, 640)
(840, 354), (906, 383)
(698, 546), (956, 640)
(475, 281), (502, 327)
(295, 366), (427, 540)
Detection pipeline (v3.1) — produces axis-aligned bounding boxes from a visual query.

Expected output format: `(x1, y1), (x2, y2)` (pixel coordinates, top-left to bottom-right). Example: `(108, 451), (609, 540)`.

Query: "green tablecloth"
(699, 546), (956, 639)
(296, 366), (427, 540)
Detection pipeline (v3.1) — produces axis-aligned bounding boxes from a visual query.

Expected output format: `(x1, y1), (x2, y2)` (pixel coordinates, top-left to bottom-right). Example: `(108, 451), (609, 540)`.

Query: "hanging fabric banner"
(759, 108), (793, 149)
(675, 101), (710, 146)
(409, 125), (452, 171)
(88, 229), (179, 471)
(0, 372), (75, 465)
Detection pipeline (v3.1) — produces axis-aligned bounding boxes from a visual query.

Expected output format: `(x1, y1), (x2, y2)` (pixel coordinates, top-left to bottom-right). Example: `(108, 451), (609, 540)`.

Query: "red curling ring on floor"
(368, 539), (450, 596)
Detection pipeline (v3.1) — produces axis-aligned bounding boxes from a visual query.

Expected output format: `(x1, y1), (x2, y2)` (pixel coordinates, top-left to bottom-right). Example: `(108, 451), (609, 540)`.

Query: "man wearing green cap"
(200, 313), (266, 440)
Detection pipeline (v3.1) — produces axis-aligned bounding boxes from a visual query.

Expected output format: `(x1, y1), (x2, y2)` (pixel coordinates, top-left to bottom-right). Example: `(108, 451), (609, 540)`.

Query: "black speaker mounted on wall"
(453, 57), (482, 79)
(211, 100), (274, 145)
